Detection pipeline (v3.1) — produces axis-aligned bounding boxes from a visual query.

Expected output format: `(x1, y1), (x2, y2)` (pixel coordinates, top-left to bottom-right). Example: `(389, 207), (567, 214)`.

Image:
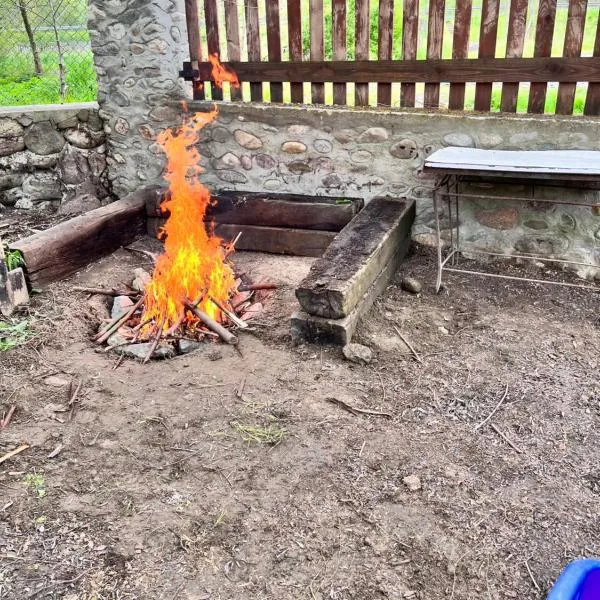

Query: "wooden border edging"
(10, 186), (161, 287)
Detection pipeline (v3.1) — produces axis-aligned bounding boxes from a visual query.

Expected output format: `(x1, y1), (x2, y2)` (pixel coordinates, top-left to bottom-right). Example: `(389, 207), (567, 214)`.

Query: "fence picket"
(224, 0), (242, 100)
(185, 0), (205, 100)
(424, 0), (445, 108)
(355, 0), (370, 105)
(310, 0), (325, 103)
(474, 0), (500, 111)
(245, 0), (263, 101)
(448, 0), (472, 110)
(287, 0), (303, 103)
(528, 0), (558, 113)
(401, 0), (418, 107)
(266, 0), (283, 102)
(500, 0), (528, 112)
(584, 9), (600, 115)
(556, 0), (588, 114)
(204, 0), (223, 100)
(378, 0), (394, 106)
(332, 0), (347, 104)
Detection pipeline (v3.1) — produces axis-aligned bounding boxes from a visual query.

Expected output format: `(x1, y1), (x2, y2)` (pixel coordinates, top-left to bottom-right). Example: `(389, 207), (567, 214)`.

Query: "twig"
(236, 375), (246, 399)
(474, 384), (509, 431)
(490, 423), (523, 454)
(124, 246), (159, 264)
(69, 379), (82, 406)
(325, 397), (392, 418)
(47, 444), (63, 459)
(393, 326), (422, 363)
(209, 296), (248, 329)
(73, 286), (140, 298)
(238, 283), (278, 292)
(1, 405), (16, 429)
(524, 559), (541, 592)
(184, 299), (238, 345)
(143, 317), (166, 364)
(0, 444), (29, 465)
(94, 297), (144, 344)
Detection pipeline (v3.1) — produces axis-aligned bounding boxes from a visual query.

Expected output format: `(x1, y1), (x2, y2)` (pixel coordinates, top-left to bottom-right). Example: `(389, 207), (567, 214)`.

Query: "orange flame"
(141, 108), (237, 331)
(209, 54), (240, 89)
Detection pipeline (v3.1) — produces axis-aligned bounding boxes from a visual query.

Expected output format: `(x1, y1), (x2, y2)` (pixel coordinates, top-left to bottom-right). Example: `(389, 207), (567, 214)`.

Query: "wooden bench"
(423, 148), (600, 292)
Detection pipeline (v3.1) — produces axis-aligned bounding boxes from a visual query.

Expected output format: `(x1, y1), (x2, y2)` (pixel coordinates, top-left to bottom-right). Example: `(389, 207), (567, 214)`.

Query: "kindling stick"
(183, 299), (238, 345)
(94, 297), (144, 344)
(209, 296), (248, 329)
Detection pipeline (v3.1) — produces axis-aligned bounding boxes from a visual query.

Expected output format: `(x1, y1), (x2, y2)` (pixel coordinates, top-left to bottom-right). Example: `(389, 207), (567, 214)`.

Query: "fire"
(209, 53), (239, 89)
(142, 56), (240, 333)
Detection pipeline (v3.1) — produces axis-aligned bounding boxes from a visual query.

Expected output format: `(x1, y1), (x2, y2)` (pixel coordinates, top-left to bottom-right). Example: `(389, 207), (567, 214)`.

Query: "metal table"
(423, 147), (600, 293)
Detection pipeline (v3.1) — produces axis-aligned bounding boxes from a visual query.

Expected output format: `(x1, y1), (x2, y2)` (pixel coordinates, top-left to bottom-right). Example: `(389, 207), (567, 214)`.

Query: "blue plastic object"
(547, 559), (600, 600)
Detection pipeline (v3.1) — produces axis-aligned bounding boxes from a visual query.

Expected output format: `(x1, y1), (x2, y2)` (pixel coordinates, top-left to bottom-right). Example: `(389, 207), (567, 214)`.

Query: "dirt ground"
(1, 241), (599, 600)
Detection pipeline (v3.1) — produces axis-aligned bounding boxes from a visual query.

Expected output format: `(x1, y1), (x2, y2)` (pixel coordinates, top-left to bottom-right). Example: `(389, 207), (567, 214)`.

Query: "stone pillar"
(87, 0), (187, 197)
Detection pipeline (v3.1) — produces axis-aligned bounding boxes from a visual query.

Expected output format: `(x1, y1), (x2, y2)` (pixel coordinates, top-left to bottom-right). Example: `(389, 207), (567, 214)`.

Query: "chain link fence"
(0, 0), (97, 106)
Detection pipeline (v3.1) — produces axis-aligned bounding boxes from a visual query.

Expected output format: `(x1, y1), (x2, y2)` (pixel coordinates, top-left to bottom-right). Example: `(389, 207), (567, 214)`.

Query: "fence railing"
(181, 0), (600, 115)
(0, 0), (96, 106)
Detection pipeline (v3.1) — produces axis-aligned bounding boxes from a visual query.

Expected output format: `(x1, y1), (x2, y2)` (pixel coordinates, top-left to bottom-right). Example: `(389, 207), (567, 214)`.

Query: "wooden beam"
(183, 57), (600, 84)
(146, 190), (364, 231)
(11, 187), (158, 287)
(148, 220), (336, 258)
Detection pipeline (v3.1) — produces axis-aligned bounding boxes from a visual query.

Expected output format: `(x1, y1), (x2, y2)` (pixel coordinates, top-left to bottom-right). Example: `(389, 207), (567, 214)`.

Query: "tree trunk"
(47, 0), (66, 102)
(18, 2), (43, 75)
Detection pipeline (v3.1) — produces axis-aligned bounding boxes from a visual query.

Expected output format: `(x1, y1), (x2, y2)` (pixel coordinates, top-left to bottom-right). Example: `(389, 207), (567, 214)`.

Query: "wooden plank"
(332, 0), (347, 105)
(310, 0), (325, 103)
(528, 0), (558, 113)
(500, 0), (529, 112)
(184, 0), (205, 100)
(556, 0), (588, 115)
(584, 11), (600, 115)
(401, 0), (418, 106)
(425, 147), (600, 175)
(204, 0), (222, 100)
(148, 220), (337, 257)
(146, 190), (364, 230)
(424, 0), (445, 108)
(377, 0), (394, 105)
(190, 56), (600, 83)
(245, 0), (263, 101)
(355, 0), (371, 105)
(296, 198), (415, 318)
(474, 0), (500, 111)
(448, 0), (472, 110)
(265, 0), (283, 102)
(287, 0), (304, 102)
(11, 188), (156, 287)
(224, 0), (242, 100)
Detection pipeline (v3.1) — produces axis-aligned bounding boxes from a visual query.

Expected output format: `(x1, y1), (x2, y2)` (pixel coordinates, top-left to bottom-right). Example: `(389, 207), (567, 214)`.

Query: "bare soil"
(1, 242), (599, 600)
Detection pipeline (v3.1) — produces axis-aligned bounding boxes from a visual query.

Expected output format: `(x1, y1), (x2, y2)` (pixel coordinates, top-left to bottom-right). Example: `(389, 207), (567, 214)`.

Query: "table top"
(424, 147), (600, 179)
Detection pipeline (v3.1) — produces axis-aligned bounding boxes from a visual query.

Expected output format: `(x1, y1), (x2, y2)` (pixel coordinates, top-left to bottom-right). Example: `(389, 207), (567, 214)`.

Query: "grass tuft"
(232, 422), (286, 445)
(0, 320), (34, 352)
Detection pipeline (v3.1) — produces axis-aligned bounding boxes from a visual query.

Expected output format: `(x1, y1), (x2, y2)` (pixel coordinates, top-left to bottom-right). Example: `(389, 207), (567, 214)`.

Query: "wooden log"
(10, 187), (159, 287)
(296, 197), (415, 319)
(147, 219), (336, 257)
(184, 299), (238, 344)
(146, 190), (363, 231)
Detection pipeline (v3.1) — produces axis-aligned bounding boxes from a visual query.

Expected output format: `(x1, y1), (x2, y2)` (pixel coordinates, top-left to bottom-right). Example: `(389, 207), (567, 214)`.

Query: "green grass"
(0, 319), (35, 352)
(232, 421), (287, 445)
(0, 27), (97, 106)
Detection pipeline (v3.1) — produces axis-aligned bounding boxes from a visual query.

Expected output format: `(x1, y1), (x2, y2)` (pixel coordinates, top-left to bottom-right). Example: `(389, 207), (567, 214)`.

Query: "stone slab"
(291, 239), (409, 345)
(296, 197), (415, 319)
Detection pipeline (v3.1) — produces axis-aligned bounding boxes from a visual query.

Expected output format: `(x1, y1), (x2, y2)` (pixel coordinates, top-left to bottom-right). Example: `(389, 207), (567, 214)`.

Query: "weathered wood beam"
(146, 190), (363, 231)
(10, 187), (161, 287)
(181, 57), (600, 84)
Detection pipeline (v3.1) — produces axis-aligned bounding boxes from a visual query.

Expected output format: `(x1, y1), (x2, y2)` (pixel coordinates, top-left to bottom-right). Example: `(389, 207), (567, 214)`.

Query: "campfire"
(91, 58), (275, 363)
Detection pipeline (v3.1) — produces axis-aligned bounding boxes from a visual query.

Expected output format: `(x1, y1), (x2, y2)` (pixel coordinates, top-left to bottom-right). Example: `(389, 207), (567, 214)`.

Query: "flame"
(141, 108), (237, 331)
(209, 54), (240, 89)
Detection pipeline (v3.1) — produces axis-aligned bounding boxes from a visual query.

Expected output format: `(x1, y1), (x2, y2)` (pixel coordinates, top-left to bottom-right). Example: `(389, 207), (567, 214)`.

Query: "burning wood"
(92, 57), (272, 362)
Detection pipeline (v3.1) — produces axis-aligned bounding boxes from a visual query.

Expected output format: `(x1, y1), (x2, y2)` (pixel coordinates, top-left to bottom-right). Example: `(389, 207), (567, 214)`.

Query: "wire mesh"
(0, 0), (97, 106)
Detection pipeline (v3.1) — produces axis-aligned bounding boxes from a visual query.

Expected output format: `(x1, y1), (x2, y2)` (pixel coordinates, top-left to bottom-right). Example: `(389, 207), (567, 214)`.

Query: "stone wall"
(87, 0), (187, 198)
(0, 103), (110, 214)
(190, 102), (600, 279)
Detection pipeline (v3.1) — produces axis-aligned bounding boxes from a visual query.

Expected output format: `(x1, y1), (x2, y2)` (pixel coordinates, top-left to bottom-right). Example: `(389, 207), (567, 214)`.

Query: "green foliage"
(24, 472), (46, 498)
(0, 320), (34, 352)
(3, 247), (24, 271)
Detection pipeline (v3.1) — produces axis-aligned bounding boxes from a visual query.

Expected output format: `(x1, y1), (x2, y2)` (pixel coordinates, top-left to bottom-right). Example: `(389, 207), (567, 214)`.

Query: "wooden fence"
(181, 0), (600, 115)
